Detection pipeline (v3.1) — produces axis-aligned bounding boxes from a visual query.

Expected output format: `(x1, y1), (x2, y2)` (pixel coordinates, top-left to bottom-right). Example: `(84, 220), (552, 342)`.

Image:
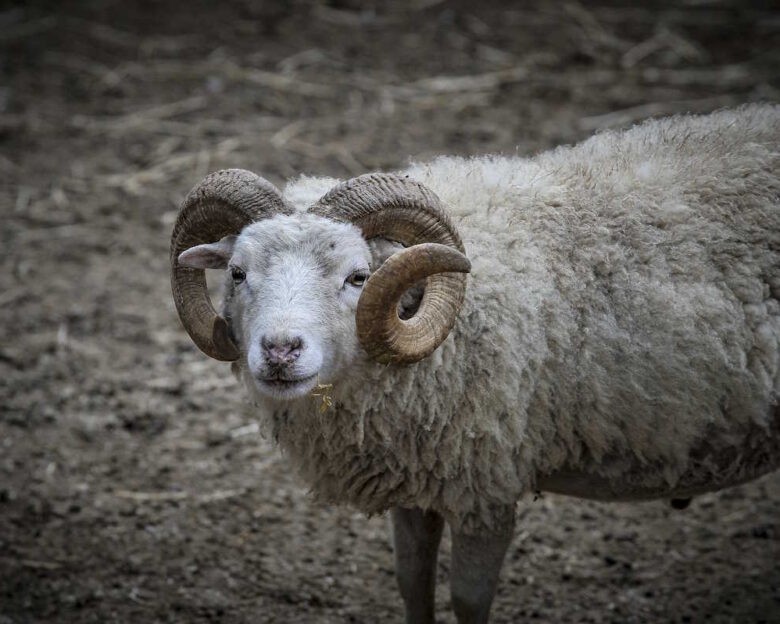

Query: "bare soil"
(1, 1), (779, 622)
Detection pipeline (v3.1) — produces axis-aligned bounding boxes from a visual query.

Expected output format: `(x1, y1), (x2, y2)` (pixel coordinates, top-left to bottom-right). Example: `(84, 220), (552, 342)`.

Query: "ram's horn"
(170, 169), (292, 361)
(309, 173), (470, 363)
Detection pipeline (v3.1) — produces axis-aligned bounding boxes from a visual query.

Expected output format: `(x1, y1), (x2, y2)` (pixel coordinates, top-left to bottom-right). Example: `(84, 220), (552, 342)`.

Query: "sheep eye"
(345, 271), (368, 288)
(230, 266), (246, 284)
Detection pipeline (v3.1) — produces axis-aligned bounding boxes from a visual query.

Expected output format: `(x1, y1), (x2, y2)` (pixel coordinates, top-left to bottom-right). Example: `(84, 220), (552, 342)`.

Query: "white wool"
(239, 105), (779, 532)
(283, 175), (340, 212)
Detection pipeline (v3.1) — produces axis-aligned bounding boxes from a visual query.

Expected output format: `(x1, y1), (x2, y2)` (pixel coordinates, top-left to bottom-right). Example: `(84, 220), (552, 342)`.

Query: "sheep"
(170, 104), (780, 624)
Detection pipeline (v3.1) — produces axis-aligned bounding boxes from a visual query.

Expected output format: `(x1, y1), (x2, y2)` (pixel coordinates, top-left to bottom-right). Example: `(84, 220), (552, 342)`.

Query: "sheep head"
(170, 169), (470, 397)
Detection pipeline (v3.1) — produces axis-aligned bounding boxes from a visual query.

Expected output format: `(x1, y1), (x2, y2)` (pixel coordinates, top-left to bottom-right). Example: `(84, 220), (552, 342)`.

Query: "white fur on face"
(224, 214), (372, 401)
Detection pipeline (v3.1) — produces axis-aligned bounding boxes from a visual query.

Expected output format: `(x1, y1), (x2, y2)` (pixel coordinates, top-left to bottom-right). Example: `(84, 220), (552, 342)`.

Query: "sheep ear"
(368, 237), (405, 271)
(178, 235), (237, 269)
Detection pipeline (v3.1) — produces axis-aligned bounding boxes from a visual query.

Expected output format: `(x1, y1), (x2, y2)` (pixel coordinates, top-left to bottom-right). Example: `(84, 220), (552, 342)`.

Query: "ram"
(170, 105), (779, 624)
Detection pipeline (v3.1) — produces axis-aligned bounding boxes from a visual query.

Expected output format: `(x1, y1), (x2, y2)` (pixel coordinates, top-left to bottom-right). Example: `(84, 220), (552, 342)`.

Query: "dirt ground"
(1, 1), (779, 622)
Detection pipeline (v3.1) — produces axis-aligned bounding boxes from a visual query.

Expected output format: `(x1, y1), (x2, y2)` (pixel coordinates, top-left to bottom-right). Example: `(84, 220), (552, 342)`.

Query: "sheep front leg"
(450, 509), (515, 624)
(391, 507), (445, 624)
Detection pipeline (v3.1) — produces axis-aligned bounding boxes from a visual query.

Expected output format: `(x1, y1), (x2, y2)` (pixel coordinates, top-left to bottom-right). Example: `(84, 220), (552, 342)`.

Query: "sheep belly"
(538, 405), (780, 501)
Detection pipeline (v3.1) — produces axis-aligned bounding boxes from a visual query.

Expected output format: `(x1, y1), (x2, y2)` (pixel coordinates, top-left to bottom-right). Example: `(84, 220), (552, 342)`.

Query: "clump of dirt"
(1, 1), (778, 622)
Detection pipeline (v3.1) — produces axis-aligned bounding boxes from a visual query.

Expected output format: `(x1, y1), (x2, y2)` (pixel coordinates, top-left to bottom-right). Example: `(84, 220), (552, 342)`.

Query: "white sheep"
(170, 104), (780, 624)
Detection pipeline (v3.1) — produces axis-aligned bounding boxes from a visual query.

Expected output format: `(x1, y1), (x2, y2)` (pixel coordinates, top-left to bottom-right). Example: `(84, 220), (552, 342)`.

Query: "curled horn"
(308, 173), (470, 364)
(170, 169), (292, 361)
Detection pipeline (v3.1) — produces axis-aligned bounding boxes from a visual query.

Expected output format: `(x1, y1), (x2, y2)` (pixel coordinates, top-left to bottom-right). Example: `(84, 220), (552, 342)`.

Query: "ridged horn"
(170, 169), (292, 361)
(308, 173), (470, 363)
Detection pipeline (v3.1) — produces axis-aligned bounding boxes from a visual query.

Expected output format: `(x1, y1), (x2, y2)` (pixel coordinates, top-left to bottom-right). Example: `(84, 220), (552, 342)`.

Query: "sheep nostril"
(262, 336), (304, 366)
(286, 346), (302, 363)
(261, 336), (276, 353)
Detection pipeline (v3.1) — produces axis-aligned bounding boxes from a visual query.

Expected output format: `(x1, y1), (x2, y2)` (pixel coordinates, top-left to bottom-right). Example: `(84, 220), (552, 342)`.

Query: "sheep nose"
(261, 336), (303, 366)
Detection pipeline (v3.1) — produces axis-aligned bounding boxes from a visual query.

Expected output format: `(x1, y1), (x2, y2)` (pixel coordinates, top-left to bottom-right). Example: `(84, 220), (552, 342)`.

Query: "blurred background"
(1, 1), (778, 622)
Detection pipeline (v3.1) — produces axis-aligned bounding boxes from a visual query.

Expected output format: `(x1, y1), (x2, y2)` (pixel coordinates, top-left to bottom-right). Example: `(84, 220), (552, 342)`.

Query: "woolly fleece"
(245, 105), (779, 532)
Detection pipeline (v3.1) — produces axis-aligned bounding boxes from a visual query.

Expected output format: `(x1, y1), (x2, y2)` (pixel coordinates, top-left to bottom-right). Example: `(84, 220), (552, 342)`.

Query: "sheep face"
(180, 213), (372, 400)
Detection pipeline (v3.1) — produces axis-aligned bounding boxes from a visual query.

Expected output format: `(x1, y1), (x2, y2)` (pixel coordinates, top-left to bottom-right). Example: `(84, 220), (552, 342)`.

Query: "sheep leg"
(450, 511), (515, 624)
(391, 506), (445, 624)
